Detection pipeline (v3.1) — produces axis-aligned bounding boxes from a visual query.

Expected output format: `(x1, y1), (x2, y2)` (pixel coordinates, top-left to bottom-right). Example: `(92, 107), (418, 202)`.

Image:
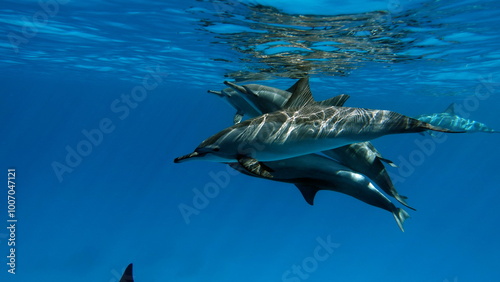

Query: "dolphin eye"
(212, 147), (220, 152)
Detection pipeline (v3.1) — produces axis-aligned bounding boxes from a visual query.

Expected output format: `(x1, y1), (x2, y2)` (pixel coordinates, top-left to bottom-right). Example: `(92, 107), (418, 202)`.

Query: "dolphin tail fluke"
(394, 194), (416, 211)
(393, 208), (410, 232)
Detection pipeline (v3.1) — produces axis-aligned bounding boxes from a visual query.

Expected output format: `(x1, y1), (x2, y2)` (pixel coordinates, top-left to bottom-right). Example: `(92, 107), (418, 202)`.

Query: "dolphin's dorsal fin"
(443, 103), (457, 115)
(295, 184), (320, 205)
(285, 78), (302, 93)
(283, 78), (315, 109)
(120, 263), (134, 282)
(318, 94), (350, 107)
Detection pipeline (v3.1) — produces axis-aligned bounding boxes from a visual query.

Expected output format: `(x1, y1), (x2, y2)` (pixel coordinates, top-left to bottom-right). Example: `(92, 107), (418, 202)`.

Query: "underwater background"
(1, 0), (500, 281)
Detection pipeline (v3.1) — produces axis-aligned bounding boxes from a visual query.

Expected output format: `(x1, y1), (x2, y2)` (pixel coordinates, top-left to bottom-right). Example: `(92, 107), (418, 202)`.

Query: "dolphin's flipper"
(395, 195), (415, 211)
(233, 112), (243, 124)
(120, 263), (134, 282)
(237, 157), (273, 178)
(393, 208), (410, 232)
(318, 94), (350, 107)
(378, 156), (397, 167)
(207, 90), (224, 97)
(295, 184), (320, 206)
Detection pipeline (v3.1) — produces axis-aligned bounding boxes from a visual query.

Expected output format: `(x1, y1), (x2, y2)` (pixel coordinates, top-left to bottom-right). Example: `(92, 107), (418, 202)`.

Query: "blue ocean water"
(1, 0), (500, 281)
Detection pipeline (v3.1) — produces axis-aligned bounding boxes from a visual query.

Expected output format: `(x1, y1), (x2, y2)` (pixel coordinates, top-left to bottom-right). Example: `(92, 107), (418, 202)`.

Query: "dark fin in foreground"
(283, 77), (315, 109)
(237, 157), (274, 178)
(318, 94), (350, 107)
(443, 103), (457, 115)
(295, 184), (321, 206)
(120, 263), (134, 282)
(393, 208), (410, 232)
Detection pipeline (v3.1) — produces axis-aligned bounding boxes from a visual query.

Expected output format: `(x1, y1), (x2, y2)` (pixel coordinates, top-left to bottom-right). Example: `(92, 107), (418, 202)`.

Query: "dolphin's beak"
(207, 90), (224, 97)
(174, 151), (202, 163)
(224, 81), (247, 94)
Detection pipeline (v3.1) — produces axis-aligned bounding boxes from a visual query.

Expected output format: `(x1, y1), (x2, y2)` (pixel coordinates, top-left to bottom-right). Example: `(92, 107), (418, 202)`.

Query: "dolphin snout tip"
(173, 151), (200, 163)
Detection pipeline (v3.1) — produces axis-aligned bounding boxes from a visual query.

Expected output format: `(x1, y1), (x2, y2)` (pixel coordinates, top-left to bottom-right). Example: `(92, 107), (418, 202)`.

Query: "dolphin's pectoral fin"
(378, 156), (397, 167)
(394, 194), (416, 211)
(233, 112), (243, 124)
(318, 94), (350, 107)
(237, 156), (273, 178)
(295, 184), (321, 206)
(120, 263), (134, 282)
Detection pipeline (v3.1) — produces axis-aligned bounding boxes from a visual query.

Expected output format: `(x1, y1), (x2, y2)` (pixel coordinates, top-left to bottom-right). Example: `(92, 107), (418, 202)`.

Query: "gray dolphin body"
(208, 87), (262, 124)
(322, 142), (413, 210)
(175, 78), (463, 178)
(414, 103), (499, 133)
(229, 154), (410, 231)
(222, 81), (293, 113)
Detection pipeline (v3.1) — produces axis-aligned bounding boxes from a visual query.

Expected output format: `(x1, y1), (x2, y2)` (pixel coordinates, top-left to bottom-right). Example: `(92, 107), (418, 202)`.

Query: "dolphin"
(229, 154), (410, 231)
(175, 78), (463, 178)
(222, 79), (413, 209)
(414, 103), (499, 133)
(323, 142), (414, 210)
(221, 81), (293, 114)
(120, 263), (134, 282)
(207, 87), (261, 124)
(214, 81), (416, 223)
(209, 81), (345, 123)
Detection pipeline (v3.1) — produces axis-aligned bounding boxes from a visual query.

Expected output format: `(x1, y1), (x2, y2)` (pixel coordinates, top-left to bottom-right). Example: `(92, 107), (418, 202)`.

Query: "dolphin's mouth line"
(174, 151), (204, 163)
